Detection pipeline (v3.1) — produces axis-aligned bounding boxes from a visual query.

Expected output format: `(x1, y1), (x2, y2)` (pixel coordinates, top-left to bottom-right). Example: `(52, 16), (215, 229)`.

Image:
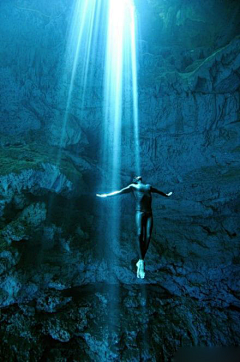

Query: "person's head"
(133, 175), (142, 184)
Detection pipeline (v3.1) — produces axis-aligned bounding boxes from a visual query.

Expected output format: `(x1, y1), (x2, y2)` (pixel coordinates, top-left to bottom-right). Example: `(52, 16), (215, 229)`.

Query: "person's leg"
(136, 211), (145, 260)
(135, 211), (146, 278)
(144, 214), (153, 259)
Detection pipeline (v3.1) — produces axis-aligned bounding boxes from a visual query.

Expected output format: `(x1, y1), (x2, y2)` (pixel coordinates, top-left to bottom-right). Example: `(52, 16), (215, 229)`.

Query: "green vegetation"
(0, 140), (82, 183)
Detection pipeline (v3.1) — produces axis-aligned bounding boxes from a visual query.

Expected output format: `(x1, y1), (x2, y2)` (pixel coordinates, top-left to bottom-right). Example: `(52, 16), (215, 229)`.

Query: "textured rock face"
(1, 285), (240, 361)
(0, 0), (240, 360)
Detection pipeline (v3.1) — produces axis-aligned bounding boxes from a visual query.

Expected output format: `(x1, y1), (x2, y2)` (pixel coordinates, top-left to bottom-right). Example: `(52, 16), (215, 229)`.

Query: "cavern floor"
(1, 283), (239, 362)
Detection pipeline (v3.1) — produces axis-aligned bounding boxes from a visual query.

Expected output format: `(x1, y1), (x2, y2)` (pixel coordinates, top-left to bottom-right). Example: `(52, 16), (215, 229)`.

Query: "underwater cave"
(0, 0), (240, 361)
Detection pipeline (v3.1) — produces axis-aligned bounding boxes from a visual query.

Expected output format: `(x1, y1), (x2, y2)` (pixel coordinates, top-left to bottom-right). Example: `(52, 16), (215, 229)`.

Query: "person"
(96, 176), (172, 279)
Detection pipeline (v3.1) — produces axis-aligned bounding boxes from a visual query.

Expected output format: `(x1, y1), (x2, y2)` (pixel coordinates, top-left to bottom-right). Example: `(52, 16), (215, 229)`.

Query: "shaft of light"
(130, 4), (141, 175)
(104, 1), (126, 190)
(103, 0), (140, 184)
(58, 0), (98, 151)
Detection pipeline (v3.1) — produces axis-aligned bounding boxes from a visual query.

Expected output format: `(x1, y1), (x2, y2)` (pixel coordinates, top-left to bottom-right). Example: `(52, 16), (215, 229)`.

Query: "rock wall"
(0, 0), (240, 360)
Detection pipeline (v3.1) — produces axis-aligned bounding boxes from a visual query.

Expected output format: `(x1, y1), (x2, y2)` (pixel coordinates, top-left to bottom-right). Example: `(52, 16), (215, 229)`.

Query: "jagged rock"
(0, 273), (22, 306)
(0, 163), (73, 199)
(36, 293), (72, 313)
(21, 202), (47, 226)
(1, 202), (46, 244)
(0, 250), (20, 275)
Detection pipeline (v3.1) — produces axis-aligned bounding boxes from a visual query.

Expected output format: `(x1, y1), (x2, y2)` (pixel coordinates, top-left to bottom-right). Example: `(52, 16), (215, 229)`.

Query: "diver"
(96, 176), (172, 279)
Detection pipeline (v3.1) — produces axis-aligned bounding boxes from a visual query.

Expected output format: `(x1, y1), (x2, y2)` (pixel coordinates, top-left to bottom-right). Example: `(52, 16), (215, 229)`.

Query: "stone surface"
(1, 285), (239, 361)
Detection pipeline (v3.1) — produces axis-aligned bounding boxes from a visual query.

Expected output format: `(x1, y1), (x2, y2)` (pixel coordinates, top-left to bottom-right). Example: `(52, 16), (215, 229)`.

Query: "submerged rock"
(1, 202), (47, 244)
(0, 285), (239, 361)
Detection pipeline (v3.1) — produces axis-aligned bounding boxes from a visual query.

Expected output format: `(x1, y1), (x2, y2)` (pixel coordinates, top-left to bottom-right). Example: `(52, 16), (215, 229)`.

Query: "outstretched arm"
(96, 184), (133, 198)
(151, 187), (172, 197)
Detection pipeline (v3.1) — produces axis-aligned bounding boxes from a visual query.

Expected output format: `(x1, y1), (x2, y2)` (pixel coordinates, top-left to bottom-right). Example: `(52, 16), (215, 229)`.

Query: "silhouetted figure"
(96, 176), (172, 279)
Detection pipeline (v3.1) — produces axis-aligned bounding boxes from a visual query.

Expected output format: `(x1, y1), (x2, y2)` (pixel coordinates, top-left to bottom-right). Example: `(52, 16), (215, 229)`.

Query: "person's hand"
(96, 194), (107, 198)
(167, 192), (173, 197)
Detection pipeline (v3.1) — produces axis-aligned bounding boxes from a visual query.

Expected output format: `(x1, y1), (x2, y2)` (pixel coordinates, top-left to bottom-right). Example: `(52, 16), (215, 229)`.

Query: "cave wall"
(0, 0), (240, 360)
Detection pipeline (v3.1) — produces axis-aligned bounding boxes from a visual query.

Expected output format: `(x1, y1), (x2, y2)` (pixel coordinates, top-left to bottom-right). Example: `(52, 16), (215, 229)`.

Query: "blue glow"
(58, 0), (141, 273)
(54, 0), (142, 353)
(57, 0), (140, 177)
(102, 0), (140, 270)
(103, 0), (140, 185)
(58, 0), (100, 151)
(130, 4), (141, 175)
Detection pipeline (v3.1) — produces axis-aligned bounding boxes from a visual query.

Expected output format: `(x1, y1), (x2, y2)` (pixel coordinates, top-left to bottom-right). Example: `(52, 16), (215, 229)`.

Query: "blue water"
(58, 0), (141, 280)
